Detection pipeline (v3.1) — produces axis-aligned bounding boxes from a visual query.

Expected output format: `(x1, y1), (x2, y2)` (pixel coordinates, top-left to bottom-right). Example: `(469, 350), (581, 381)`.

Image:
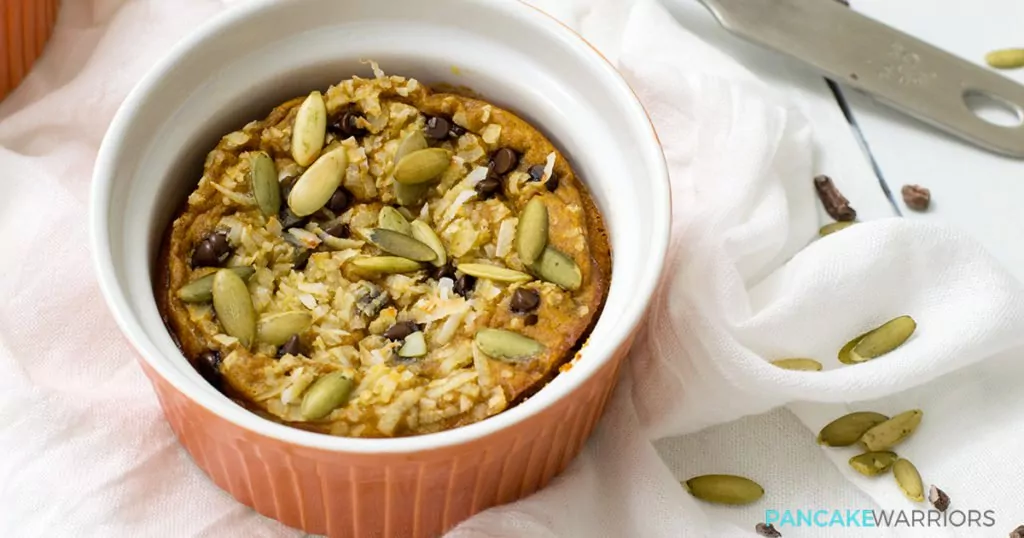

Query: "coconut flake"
(465, 166), (489, 187)
(442, 189), (477, 226)
(495, 218), (517, 258)
(210, 182), (255, 207)
(298, 293), (318, 309)
(481, 124), (502, 144)
(435, 307), (469, 346)
(542, 152), (556, 182)
(438, 277), (455, 301)
(288, 228), (322, 249)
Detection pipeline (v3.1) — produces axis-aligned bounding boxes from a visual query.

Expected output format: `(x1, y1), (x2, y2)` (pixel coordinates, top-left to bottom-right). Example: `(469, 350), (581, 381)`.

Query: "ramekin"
(0, 0), (60, 101)
(90, 0), (670, 535)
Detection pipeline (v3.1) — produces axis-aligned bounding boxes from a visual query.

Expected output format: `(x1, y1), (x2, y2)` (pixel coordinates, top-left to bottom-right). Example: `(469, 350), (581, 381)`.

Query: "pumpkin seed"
(350, 256), (423, 274)
(893, 458), (924, 502)
(211, 269), (256, 348)
(684, 475), (764, 506)
(410, 220), (447, 267)
(474, 329), (545, 361)
(398, 331), (427, 358)
(250, 151), (280, 217)
(291, 91), (327, 166)
(394, 148), (452, 184)
(368, 228), (437, 262)
(396, 130), (428, 162)
(257, 311), (313, 346)
(177, 266), (255, 303)
(457, 263), (532, 283)
(849, 451), (898, 476)
(817, 411), (889, 447)
(531, 247), (581, 290)
(771, 358), (823, 371)
(393, 131), (431, 205)
(516, 197), (548, 265)
(300, 371), (354, 420)
(819, 221), (855, 237)
(287, 146), (349, 217)
(837, 329), (870, 365)
(860, 409), (923, 451)
(985, 48), (1024, 69)
(377, 206), (412, 235)
(850, 316), (916, 362)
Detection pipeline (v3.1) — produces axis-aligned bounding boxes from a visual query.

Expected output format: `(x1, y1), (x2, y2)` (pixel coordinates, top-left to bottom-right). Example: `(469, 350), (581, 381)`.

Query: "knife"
(697, 0), (1024, 158)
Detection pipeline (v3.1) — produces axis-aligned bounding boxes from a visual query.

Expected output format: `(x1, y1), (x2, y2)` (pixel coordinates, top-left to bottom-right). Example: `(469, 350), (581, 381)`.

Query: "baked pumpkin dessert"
(157, 64), (610, 437)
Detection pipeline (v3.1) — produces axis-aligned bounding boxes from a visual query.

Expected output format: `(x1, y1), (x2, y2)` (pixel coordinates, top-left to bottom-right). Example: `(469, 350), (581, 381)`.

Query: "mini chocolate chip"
(324, 222), (350, 238)
(449, 123), (467, 137)
(330, 112), (366, 138)
(489, 148), (519, 175)
(277, 335), (303, 358)
(191, 232), (233, 268)
(280, 175), (299, 198)
(293, 249), (312, 271)
(279, 207), (309, 229)
(901, 184), (931, 212)
(454, 273), (477, 298)
(524, 313), (539, 326)
(510, 288), (540, 313)
(327, 187), (351, 214)
(544, 175), (559, 192)
(755, 523), (782, 538)
(813, 175), (856, 222)
(475, 176), (502, 199)
(384, 321), (419, 341)
(432, 262), (456, 281)
(195, 351), (223, 389)
(527, 164), (546, 182)
(424, 116), (452, 140)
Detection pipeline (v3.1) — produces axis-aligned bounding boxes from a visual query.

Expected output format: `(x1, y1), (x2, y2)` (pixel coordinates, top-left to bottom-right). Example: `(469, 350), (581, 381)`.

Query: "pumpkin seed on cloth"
(849, 451), (899, 476)
(257, 311), (313, 346)
(410, 220), (447, 267)
(515, 197), (548, 265)
(250, 151), (280, 217)
(458, 263), (532, 283)
(288, 146), (349, 216)
(819, 221), (855, 237)
(211, 269), (257, 348)
(893, 458), (925, 502)
(300, 371), (354, 420)
(291, 91), (327, 166)
(475, 329), (544, 361)
(860, 409), (923, 451)
(394, 148), (452, 184)
(838, 315), (916, 364)
(368, 228), (437, 262)
(378, 206), (412, 235)
(770, 358), (823, 371)
(177, 266), (255, 303)
(985, 48), (1024, 69)
(684, 475), (764, 505)
(350, 256), (423, 274)
(531, 247), (581, 290)
(817, 411), (889, 447)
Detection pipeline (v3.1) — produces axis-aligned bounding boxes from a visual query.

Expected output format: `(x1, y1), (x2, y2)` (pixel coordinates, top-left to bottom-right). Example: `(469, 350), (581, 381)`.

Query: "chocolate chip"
(454, 273), (477, 298)
(431, 262), (456, 281)
(277, 335), (303, 358)
(279, 207), (309, 230)
(449, 123), (467, 137)
(1011, 525), (1024, 538)
(509, 288), (540, 313)
(524, 313), (539, 326)
(324, 222), (350, 238)
(329, 112), (366, 138)
(813, 175), (856, 222)
(901, 184), (930, 212)
(195, 351), (223, 389)
(489, 148), (519, 175)
(755, 523), (782, 538)
(475, 176), (502, 199)
(544, 175), (559, 192)
(383, 321), (419, 341)
(191, 232), (232, 268)
(293, 249), (312, 271)
(326, 187), (351, 214)
(527, 164), (546, 182)
(424, 116), (452, 140)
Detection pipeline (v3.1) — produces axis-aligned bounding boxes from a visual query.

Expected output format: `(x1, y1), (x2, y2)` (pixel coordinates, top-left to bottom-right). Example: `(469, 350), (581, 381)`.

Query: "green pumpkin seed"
(350, 256), (423, 274)
(177, 266), (255, 303)
(393, 131), (431, 205)
(771, 358), (823, 371)
(410, 220), (447, 267)
(985, 48), (1024, 69)
(394, 148), (452, 184)
(819, 221), (855, 237)
(377, 206), (412, 235)
(684, 475), (764, 506)
(250, 151), (280, 217)
(368, 228), (437, 262)
(398, 331), (427, 358)
(849, 451), (899, 476)
(850, 316), (916, 362)
(817, 411), (889, 447)
(531, 247), (582, 290)
(300, 371), (354, 420)
(291, 91), (327, 166)
(860, 409), (923, 451)
(457, 263), (532, 283)
(474, 329), (545, 361)
(287, 146), (349, 217)
(516, 197), (548, 265)
(211, 269), (256, 348)
(893, 458), (924, 502)
(257, 311), (313, 346)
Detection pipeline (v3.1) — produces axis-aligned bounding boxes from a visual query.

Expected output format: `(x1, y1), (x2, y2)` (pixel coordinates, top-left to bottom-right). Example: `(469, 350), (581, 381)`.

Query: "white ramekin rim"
(89, 0), (670, 454)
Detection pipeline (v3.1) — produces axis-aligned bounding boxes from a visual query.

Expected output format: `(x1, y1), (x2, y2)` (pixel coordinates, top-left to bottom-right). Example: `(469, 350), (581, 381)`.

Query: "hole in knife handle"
(962, 90), (1024, 127)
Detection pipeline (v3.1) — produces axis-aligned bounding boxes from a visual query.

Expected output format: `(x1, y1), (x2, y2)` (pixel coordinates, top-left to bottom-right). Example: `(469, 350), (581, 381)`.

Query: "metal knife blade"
(697, 0), (1024, 158)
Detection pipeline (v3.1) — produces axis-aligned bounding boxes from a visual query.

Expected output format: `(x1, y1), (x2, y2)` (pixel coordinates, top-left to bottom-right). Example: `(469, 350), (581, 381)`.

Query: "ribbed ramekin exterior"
(0, 0), (59, 101)
(143, 336), (632, 537)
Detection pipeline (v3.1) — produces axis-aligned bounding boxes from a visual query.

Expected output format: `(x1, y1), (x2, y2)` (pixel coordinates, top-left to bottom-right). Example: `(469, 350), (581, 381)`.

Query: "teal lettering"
(797, 510), (812, 527)
(781, 510), (795, 527)
(828, 510), (844, 527)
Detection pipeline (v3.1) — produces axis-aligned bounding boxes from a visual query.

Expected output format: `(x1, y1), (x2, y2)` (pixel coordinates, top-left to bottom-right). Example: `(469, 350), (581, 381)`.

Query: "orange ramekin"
(0, 0), (59, 101)
(90, 0), (671, 536)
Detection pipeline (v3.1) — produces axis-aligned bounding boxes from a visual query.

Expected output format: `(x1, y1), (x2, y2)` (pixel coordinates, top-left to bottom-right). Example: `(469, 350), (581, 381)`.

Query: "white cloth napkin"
(4, 1), (1024, 537)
